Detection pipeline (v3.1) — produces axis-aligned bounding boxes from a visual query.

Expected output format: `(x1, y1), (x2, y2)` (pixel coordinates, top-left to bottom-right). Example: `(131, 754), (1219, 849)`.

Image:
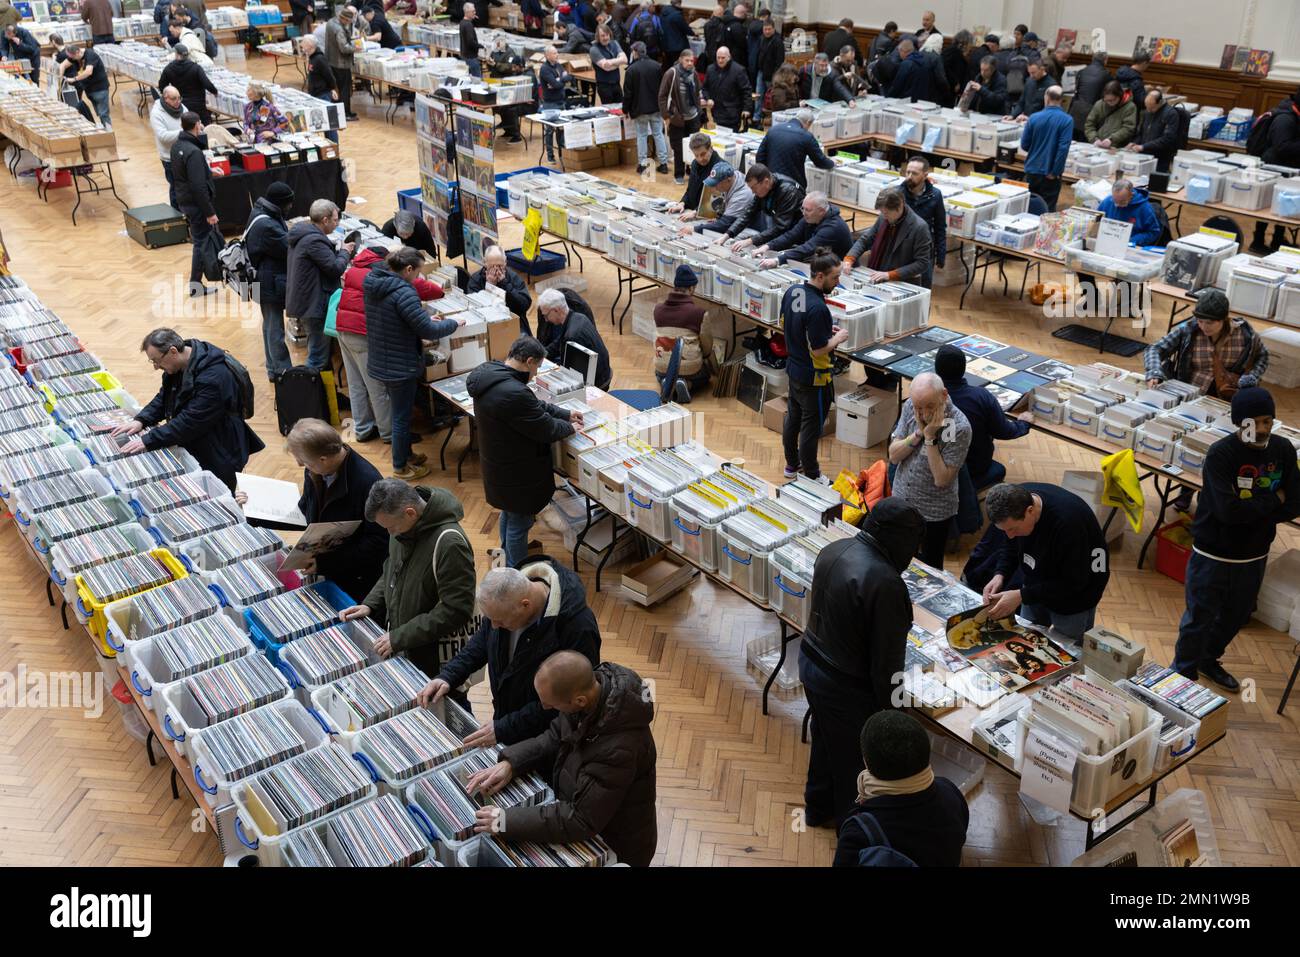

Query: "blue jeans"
(162, 160), (177, 210)
(299, 313), (332, 372)
(1173, 552), (1266, 674)
(465, 57), (482, 78)
(499, 510), (535, 568)
(634, 114), (669, 166)
(753, 72), (767, 121)
(384, 376), (420, 470)
(260, 302), (293, 380)
(86, 86), (112, 128)
(1020, 602), (1096, 640)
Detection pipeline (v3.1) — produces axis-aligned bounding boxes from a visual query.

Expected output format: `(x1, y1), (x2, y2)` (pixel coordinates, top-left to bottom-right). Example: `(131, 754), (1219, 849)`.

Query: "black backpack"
(222, 352), (256, 420)
(274, 365), (330, 436)
(1246, 111), (1276, 157)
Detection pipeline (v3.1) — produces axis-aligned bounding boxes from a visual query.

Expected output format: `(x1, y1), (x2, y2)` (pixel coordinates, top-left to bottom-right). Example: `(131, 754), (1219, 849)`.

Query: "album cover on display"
(987, 346), (1044, 370)
(999, 370), (1051, 394)
(888, 349), (939, 378)
(944, 608), (1078, 692)
(1026, 359), (1072, 381)
(953, 335), (1005, 358)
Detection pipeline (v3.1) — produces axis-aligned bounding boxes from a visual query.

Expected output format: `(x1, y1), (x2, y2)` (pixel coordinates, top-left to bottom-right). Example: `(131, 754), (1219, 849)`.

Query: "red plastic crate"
(1155, 518), (1193, 583)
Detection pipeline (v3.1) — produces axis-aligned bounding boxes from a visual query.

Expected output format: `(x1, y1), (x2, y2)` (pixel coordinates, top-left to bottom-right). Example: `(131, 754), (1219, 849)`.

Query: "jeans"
(298, 313), (332, 372)
(1027, 172), (1062, 212)
(161, 160), (177, 210)
(86, 86), (112, 128)
(541, 107), (562, 158)
(313, 92), (339, 143)
(799, 648), (879, 827)
(499, 509), (535, 568)
(1020, 602), (1096, 641)
(338, 330), (391, 438)
(180, 205), (210, 285)
(633, 114), (669, 166)
(782, 379), (833, 479)
(465, 57), (482, 78)
(1172, 552), (1266, 674)
(668, 114), (702, 179)
(753, 72), (767, 121)
(384, 375), (420, 470)
(260, 302), (293, 380)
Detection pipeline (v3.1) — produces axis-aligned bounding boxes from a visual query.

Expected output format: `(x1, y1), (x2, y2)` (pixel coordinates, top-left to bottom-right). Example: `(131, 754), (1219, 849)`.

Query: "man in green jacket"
(339, 479), (477, 681)
(1085, 80), (1137, 149)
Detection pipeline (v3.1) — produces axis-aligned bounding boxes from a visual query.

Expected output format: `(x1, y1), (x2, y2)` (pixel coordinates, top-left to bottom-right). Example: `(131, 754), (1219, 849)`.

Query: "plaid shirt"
(1143, 318), (1268, 391)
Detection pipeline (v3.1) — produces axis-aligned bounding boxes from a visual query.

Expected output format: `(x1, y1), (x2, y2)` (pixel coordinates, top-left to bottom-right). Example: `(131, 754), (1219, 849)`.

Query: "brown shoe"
(393, 463), (430, 481)
(408, 452), (428, 467)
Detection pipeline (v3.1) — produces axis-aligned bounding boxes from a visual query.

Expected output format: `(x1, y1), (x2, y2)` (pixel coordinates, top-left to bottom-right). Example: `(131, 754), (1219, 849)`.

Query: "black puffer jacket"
(621, 54), (662, 119)
(465, 360), (574, 515)
(726, 171), (805, 244)
(286, 220), (351, 321)
(244, 197), (289, 309)
(438, 557), (601, 744)
(169, 130), (215, 218)
(1133, 101), (1182, 172)
(500, 661), (657, 866)
(800, 497), (922, 712)
(1069, 57), (1112, 138)
(362, 263), (458, 383)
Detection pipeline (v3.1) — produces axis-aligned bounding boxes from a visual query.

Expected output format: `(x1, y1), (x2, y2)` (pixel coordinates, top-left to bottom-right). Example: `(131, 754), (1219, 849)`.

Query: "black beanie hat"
(859, 710), (931, 780)
(933, 343), (966, 382)
(1231, 386), (1275, 426)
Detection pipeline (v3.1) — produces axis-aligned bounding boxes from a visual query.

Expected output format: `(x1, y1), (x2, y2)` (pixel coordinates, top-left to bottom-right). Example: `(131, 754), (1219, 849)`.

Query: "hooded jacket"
(1133, 102), (1183, 172)
(845, 205), (935, 287)
(1097, 190), (1161, 246)
(659, 4), (692, 57)
(136, 339), (267, 487)
(1069, 57), (1112, 137)
(538, 309), (612, 391)
(1085, 96), (1137, 147)
(169, 130), (215, 218)
(439, 557), (601, 744)
(466, 360), (575, 515)
(800, 497), (922, 712)
(1115, 65), (1146, 107)
(337, 248), (443, 337)
(299, 447), (388, 603)
(467, 265), (533, 336)
(755, 119), (835, 190)
(362, 263), (454, 382)
(244, 197), (290, 309)
(360, 485), (475, 676)
(966, 68), (1007, 115)
(500, 661), (656, 866)
(286, 220), (352, 321)
(726, 171), (805, 245)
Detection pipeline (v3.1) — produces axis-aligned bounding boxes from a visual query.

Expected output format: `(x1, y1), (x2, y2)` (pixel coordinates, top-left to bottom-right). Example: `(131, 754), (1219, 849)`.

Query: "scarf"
(857, 765), (934, 803)
(160, 99), (183, 119)
(866, 218), (897, 272)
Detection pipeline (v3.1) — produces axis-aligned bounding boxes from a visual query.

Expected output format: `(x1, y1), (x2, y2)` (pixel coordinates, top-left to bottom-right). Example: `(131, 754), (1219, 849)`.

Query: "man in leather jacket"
(723, 163), (805, 246)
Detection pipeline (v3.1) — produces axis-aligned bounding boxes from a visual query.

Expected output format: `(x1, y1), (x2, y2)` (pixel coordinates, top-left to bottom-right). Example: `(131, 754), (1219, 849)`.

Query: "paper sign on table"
(592, 115), (624, 144)
(1095, 218), (1134, 258)
(562, 120), (594, 149)
(1019, 726), (1078, 814)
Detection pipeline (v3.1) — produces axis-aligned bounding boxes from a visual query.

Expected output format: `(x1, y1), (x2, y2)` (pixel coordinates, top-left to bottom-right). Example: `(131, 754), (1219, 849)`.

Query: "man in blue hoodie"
(756, 192), (853, 266)
(887, 37), (929, 102)
(1018, 84), (1073, 211)
(1097, 179), (1162, 245)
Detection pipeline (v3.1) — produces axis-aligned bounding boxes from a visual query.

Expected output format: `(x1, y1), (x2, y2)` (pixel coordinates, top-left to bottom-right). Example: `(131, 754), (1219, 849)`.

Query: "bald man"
(465, 651), (658, 866)
(888, 371), (972, 569)
(467, 244), (533, 335)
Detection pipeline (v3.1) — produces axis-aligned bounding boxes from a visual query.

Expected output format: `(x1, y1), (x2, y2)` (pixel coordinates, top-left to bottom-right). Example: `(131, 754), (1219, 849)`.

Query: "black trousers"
(180, 204), (210, 285)
(596, 80), (622, 105)
(918, 518), (951, 571)
(1027, 172), (1062, 212)
(335, 67), (354, 116)
(782, 379), (832, 479)
(799, 649), (878, 827)
(667, 113), (702, 179)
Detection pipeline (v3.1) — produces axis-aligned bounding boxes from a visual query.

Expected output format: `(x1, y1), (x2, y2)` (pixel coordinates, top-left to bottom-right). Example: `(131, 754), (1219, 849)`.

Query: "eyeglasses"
(146, 350), (171, 369)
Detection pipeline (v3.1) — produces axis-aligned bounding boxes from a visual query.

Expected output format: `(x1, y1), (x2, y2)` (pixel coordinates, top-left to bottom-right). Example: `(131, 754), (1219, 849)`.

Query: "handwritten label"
(1020, 726), (1077, 814)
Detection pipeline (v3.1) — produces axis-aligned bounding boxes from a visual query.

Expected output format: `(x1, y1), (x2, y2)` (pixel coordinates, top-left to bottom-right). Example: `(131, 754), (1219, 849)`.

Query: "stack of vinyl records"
(56, 526), (146, 575)
(486, 835), (613, 867)
(248, 745), (373, 831)
(18, 472), (99, 514)
(0, 428), (60, 455)
(33, 352), (102, 378)
(0, 388), (40, 412)
(133, 474), (213, 513)
(54, 391), (123, 421)
(0, 447), (79, 488)
(78, 552), (175, 605)
(280, 624), (372, 687)
(42, 374), (103, 399)
(152, 615), (250, 682)
(202, 523), (283, 566)
(319, 795), (429, 867)
(355, 706), (467, 779)
(150, 500), (243, 543)
(279, 826), (333, 867)
(128, 575), (220, 637)
(329, 657), (430, 728)
(37, 497), (124, 543)
(410, 748), (550, 841)
(21, 335), (81, 362)
(198, 706), (309, 781)
(109, 448), (190, 487)
(0, 405), (48, 434)
(249, 587), (343, 644)
(211, 559), (286, 607)
(182, 654), (287, 725)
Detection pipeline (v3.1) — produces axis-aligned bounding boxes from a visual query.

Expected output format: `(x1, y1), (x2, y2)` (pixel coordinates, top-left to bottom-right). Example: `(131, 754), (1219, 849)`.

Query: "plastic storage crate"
(158, 652), (293, 761)
(121, 616), (255, 715)
(101, 576), (226, 657)
(275, 618), (384, 702)
(244, 580), (357, 662)
(9, 468), (114, 529)
(73, 548), (191, 654)
(1155, 518), (1193, 583)
(29, 494), (138, 552)
(349, 697), (479, 796)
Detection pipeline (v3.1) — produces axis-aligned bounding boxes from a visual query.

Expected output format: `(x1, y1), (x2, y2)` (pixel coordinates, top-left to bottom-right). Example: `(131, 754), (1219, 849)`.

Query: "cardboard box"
(834, 384), (897, 448)
(600, 143), (622, 168)
(486, 315), (521, 361)
(561, 147), (605, 171)
(620, 142), (638, 165)
(620, 551), (698, 607)
(762, 396), (835, 435)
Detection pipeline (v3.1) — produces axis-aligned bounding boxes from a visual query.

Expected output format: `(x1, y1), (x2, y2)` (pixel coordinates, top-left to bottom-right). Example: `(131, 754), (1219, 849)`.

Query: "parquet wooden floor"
(1, 58), (1298, 867)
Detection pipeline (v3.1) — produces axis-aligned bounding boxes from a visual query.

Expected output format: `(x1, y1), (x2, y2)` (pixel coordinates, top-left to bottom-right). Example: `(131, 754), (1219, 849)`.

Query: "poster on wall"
(1243, 49), (1273, 77)
(1220, 44), (1238, 70)
(1054, 29), (1076, 49)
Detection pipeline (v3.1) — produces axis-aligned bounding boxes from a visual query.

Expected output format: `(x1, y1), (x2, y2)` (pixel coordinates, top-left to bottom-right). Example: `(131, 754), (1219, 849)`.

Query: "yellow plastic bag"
(833, 468), (866, 526)
(521, 207), (543, 261)
(1101, 448), (1145, 532)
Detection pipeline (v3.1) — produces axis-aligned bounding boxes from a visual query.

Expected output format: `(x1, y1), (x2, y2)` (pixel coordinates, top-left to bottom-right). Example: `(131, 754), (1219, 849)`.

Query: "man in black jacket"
(724, 163), (805, 246)
(963, 55), (1007, 115)
(468, 243), (533, 336)
(723, 2), (749, 68)
(466, 336), (580, 567)
(361, 4), (402, 48)
(799, 497), (923, 827)
(755, 109), (836, 190)
(169, 112), (221, 296)
(702, 3), (726, 64)
(245, 182), (295, 381)
(538, 45), (570, 162)
(1012, 56), (1050, 118)
(1068, 51), (1110, 139)
(967, 32), (998, 75)
(756, 192), (852, 266)
(114, 328), (266, 492)
(981, 482), (1111, 639)
(752, 17), (783, 120)
(421, 561), (602, 746)
(623, 41), (669, 174)
(158, 43), (217, 123)
(459, 2), (482, 76)
(1116, 50), (1149, 106)
(798, 53), (853, 103)
(536, 287), (611, 390)
(822, 17), (858, 59)
(286, 198), (354, 372)
(381, 209), (437, 258)
(1126, 89), (1182, 173)
(868, 21), (898, 61)
(901, 157), (946, 281)
(703, 45), (751, 131)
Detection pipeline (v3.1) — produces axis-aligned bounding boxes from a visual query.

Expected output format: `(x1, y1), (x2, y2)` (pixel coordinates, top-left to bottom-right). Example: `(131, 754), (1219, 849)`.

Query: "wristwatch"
(925, 435), (939, 447)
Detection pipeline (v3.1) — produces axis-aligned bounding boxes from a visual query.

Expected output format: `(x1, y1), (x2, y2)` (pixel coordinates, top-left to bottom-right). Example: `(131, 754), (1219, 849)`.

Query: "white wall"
(803, 0), (1299, 80)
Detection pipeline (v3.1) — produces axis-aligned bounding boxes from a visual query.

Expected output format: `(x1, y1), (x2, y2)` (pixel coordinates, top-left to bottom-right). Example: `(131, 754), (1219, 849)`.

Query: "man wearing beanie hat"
(652, 264), (712, 396)
(245, 182), (296, 380)
(1173, 386), (1300, 691)
(834, 710), (969, 866)
(933, 343), (1032, 532)
(799, 496), (924, 827)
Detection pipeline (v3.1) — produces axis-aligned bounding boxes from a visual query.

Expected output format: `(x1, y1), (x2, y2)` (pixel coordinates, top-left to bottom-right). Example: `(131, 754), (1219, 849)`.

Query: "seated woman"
(288, 417), (390, 603)
(243, 82), (291, 143)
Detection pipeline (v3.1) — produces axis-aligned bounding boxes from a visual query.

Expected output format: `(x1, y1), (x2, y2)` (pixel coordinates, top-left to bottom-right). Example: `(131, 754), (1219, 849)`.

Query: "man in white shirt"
(150, 85), (184, 210)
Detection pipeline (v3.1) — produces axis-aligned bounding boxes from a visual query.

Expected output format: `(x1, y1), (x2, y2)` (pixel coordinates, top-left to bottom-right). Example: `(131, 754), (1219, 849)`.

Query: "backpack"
(1149, 198), (1173, 246)
(218, 214), (270, 302)
(846, 812), (919, 867)
(1246, 110), (1276, 157)
(274, 365), (331, 435)
(633, 14), (661, 53)
(204, 29), (219, 61)
(222, 351), (257, 419)
(1173, 104), (1192, 151)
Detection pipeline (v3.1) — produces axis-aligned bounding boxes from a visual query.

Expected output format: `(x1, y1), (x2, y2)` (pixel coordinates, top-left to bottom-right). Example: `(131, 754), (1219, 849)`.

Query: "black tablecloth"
(213, 158), (349, 232)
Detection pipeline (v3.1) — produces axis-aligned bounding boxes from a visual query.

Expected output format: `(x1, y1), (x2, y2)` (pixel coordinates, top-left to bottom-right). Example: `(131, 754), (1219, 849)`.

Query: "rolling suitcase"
(124, 204), (189, 249)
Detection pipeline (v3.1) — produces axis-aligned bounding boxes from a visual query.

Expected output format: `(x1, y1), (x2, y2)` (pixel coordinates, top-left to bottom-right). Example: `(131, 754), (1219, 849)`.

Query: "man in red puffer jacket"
(336, 245), (444, 443)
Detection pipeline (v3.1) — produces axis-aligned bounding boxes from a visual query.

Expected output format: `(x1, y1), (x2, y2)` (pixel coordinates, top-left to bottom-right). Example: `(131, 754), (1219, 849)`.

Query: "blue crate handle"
(106, 628), (125, 653)
(22, 370), (33, 386)
(34, 536), (49, 554)
(407, 802), (437, 843)
(1171, 735), (1197, 758)
(3, 351), (13, 367)
(147, 526), (163, 547)
(50, 567), (66, 587)
(772, 574), (806, 599)
(0, 487), (9, 499)
(721, 544), (751, 566)
(129, 499), (144, 520)
(14, 508), (29, 527)
(83, 448), (97, 467)
(178, 553), (192, 574)
(208, 582), (229, 608)
(76, 595), (92, 619)
(352, 751), (380, 783)
(275, 658), (300, 689)
(627, 491), (653, 510)
(130, 670), (151, 697)
(194, 763), (217, 795)
(163, 713), (185, 742)
(307, 706), (333, 736)
(673, 517), (701, 536)
(235, 816), (259, 851)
